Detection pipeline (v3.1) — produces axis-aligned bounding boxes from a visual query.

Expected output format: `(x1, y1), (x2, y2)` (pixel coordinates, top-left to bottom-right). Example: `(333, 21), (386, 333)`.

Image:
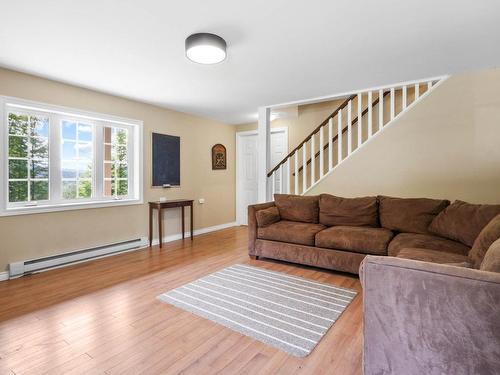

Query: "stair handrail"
(267, 94), (356, 177)
(293, 90), (390, 175)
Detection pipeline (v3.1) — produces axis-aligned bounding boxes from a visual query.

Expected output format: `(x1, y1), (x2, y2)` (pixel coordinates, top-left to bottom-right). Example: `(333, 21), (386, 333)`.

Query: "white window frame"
(0, 96), (143, 216)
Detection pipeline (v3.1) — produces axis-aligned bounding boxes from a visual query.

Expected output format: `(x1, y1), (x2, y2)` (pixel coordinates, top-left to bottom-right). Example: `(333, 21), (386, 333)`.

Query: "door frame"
(236, 127), (288, 225)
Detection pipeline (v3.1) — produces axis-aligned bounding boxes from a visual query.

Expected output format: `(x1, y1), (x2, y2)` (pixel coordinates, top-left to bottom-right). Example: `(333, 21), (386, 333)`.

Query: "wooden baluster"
(294, 150), (299, 195)
(378, 89), (384, 132)
(367, 91), (372, 138)
(279, 164), (283, 194)
(337, 110), (343, 163)
(272, 172), (276, 195)
(390, 88), (395, 120)
(310, 135), (315, 185)
(286, 159), (290, 193)
(402, 85), (407, 110)
(428, 81), (432, 90)
(357, 93), (362, 147)
(347, 100), (352, 155)
(328, 118), (333, 171)
(415, 83), (420, 100)
(302, 143), (308, 193)
(319, 126), (324, 178)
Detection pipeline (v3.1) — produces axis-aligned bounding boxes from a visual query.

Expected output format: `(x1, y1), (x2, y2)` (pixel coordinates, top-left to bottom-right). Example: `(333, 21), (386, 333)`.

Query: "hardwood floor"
(0, 226), (363, 375)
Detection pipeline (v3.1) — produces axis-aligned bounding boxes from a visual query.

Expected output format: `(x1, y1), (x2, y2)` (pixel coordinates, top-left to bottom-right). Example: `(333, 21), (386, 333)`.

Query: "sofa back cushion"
(319, 194), (378, 227)
(378, 196), (449, 234)
(274, 194), (319, 223)
(468, 213), (500, 268)
(255, 206), (281, 228)
(429, 201), (500, 247)
(480, 237), (500, 273)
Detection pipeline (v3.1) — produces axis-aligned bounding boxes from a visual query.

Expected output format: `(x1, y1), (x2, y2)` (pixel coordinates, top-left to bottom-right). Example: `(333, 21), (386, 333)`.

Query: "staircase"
(267, 77), (447, 196)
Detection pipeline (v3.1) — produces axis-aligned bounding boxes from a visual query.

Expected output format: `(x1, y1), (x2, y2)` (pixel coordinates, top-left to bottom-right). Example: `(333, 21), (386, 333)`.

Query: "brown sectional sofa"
(249, 193), (500, 374)
(248, 194), (500, 275)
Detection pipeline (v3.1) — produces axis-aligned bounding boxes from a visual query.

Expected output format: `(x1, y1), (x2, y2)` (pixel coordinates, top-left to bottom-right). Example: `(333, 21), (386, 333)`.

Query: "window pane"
(116, 129), (127, 145)
(104, 127), (112, 143)
(116, 164), (128, 178)
(104, 144), (112, 161)
(9, 159), (28, 179)
(116, 145), (127, 162)
(78, 143), (92, 160)
(62, 161), (77, 179)
(117, 179), (128, 196)
(31, 181), (49, 201)
(31, 160), (49, 179)
(62, 181), (77, 199)
(9, 136), (28, 157)
(104, 179), (114, 197)
(31, 138), (49, 159)
(78, 123), (92, 142)
(104, 162), (113, 179)
(9, 181), (28, 202)
(62, 121), (77, 140)
(62, 141), (77, 159)
(78, 180), (92, 198)
(78, 161), (92, 178)
(31, 116), (49, 137)
(8, 113), (29, 136)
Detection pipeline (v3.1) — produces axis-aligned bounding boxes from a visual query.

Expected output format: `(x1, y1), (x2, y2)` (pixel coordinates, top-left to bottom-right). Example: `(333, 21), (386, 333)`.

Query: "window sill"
(1, 198), (143, 217)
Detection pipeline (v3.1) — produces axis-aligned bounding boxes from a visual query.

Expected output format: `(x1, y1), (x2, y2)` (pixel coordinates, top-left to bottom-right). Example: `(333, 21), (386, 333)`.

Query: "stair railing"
(267, 79), (442, 196)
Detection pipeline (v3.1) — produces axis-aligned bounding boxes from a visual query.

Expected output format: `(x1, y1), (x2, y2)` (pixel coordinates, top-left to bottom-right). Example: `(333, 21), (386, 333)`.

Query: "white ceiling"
(1, 1), (499, 124)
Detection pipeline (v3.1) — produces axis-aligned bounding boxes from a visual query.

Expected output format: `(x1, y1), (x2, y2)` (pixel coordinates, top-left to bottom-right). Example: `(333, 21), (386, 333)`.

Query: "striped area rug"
(157, 264), (357, 357)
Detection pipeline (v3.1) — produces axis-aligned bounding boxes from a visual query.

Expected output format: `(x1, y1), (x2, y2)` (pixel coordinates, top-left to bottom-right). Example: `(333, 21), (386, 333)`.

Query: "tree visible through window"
(2, 99), (141, 214)
(8, 112), (49, 203)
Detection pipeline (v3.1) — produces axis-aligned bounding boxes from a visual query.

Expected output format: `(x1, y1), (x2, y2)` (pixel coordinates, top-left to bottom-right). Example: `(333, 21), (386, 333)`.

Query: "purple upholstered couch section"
(361, 256), (500, 375)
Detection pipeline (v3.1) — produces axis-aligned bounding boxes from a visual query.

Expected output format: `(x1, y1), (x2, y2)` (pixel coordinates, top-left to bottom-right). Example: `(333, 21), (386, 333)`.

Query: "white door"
(270, 131), (289, 195)
(236, 128), (288, 225)
(236, 132), (259, 225)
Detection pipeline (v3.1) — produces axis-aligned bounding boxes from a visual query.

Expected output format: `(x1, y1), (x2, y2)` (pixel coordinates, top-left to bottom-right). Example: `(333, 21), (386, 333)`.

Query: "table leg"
(158, 208), (163, 248)
(190, 203), (194, 240)
(181, 206), (185, 239)
(149, 205), (153, 247)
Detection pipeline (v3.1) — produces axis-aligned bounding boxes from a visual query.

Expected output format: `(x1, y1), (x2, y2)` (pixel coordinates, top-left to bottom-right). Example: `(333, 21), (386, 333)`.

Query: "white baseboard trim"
(150, 221), (238, 246)
(0, 222), (238, 282)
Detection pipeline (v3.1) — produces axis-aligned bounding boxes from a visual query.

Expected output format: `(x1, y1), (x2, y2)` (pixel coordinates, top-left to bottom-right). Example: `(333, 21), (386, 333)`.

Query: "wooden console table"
(149, 199), (194, 248)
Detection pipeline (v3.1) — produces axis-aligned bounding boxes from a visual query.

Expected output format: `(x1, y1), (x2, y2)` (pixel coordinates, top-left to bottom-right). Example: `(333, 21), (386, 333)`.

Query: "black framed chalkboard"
(152, 133), (180, 186)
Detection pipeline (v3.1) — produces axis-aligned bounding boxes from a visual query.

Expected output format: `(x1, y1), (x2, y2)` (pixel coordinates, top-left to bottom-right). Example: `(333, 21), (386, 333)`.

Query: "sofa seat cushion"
(397, 248), (469, 265)
(315, 226), (394, 255)
(388, 233), (470, 257)
(429, 200), (500, 247)
(378, 196), (449, 234)
(319, 194), (378, 227)
(257, 220), (326, 246)
(274, 194), (320, 223)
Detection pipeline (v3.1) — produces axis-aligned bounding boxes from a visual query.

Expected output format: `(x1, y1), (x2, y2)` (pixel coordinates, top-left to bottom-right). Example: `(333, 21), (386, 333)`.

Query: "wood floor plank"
(0, 226), (362, 375)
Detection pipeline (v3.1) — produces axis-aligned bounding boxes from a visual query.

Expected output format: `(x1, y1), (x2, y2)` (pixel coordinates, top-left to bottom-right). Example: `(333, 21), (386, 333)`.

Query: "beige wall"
(235, 99), (345, 154)
(307, 68), (500, 204)
(0, 68), (236, 271)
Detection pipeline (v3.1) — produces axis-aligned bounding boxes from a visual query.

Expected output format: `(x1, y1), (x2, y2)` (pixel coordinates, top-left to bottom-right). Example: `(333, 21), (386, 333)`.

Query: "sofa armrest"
(248, 202), (276, 255)
(362, 256), (500, 375)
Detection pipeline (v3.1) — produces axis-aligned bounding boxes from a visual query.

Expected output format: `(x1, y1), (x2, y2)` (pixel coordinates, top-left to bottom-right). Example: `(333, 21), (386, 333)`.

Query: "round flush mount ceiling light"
(185, 33), (227, 64)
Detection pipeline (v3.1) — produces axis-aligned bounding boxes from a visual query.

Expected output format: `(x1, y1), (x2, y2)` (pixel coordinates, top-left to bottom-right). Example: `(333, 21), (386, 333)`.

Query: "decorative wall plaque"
(211, 144), (227, 170)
